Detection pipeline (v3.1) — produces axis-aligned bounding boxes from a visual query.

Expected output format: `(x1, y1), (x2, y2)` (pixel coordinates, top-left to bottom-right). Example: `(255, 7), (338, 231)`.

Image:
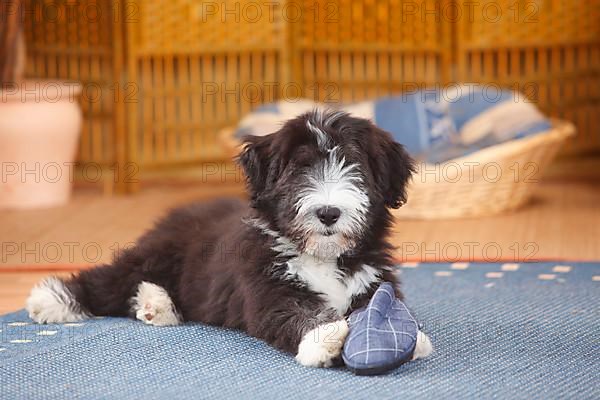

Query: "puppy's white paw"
(132, 282), (181, 326)
(295, 319), (349, 368)
(412, 330), (433, 360)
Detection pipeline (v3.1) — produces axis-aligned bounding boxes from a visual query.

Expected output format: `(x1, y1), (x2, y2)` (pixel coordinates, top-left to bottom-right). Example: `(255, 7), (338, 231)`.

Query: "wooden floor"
(1, 177), (599, 314)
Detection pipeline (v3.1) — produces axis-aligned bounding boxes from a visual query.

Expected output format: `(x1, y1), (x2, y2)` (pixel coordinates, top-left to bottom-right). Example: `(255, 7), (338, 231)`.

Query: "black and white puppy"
(26, 110), (432, 367)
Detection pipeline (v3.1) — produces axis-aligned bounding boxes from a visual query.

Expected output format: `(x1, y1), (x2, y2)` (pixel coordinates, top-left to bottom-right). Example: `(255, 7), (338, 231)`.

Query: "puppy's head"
(239, 110), (415, 259)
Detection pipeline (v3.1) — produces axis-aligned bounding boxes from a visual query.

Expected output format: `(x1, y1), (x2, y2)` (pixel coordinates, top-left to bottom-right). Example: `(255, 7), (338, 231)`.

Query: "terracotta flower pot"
(0, 80), (82, 209)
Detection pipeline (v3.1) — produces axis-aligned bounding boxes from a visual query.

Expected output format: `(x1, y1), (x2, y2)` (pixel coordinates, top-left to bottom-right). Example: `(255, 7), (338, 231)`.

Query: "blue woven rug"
(1, 262), (598, 399)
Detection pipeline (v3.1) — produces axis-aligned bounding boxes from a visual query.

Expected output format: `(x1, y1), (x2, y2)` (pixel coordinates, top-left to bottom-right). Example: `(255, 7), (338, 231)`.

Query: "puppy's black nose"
(316, 207), (341, 226)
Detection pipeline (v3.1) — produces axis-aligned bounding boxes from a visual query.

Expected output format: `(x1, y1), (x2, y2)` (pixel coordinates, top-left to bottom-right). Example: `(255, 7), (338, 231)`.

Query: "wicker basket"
(219, 120), (575, 219)
(395, 120), (575, 219)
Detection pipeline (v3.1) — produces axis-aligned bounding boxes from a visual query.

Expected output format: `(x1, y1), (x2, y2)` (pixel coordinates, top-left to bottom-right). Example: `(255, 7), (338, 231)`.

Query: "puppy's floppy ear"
(237, 134), (277, 208)
(371, 127), (416, 209)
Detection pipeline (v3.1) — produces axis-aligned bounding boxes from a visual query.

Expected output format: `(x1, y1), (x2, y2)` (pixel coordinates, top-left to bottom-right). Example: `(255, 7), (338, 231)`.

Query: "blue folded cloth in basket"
(234, 85), (552, 163)
(342, 282), (419, 375)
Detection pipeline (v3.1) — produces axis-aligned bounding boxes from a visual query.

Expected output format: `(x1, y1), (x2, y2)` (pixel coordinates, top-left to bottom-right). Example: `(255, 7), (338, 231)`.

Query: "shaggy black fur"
(61, 111), (415, 354)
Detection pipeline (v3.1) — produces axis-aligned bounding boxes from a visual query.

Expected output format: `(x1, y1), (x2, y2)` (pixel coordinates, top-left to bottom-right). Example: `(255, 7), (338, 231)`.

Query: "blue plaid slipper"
(342, 282), (419, 375)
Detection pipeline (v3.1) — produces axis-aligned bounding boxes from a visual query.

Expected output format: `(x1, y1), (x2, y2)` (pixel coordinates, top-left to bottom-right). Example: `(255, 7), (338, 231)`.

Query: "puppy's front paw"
(412, 330), (433, 360)
(295, 319), (349, 368)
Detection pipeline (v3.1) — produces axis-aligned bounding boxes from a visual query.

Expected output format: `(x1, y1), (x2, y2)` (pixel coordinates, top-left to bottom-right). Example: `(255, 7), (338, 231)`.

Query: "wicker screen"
(22, 0), (600, 192)
(125, 0), (285, 166)
(296, 0), (452, 103)
(23, 0), (122, 166)
(455, 0), (600, 153)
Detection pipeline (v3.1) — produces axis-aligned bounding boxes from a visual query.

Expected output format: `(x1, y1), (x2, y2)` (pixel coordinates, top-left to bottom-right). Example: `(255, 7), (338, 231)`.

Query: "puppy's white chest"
(287, 254), (380, 315)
